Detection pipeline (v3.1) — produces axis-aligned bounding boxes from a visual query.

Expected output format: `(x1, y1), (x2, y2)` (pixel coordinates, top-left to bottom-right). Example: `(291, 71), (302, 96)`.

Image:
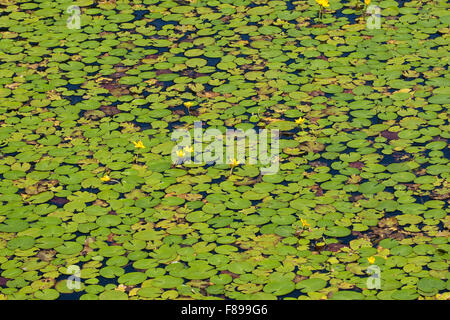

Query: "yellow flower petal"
(230, 158), (240, 167)
(115, 284), (127, 292)
(301, 218), (310, 227)
(133, 140), (145, 149)
(100, 175), (111, 182)
(316, 0), (329, 7)
(295, 117), (306, 125)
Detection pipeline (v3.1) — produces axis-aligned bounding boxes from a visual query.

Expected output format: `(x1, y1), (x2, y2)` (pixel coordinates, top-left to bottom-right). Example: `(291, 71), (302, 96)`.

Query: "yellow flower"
(184, 101), (193, 108)
(230, 158), (240, 167)
(177, 149), (184, 158)
(316, 0), (329, 7)
(115, 284), (127, 292)
(365, 0), (371, 5)
(132, 140), (145, 149)
(184, 145), (194, 152)
(367, 256), (376, 264)
(301, 218), (310, 227)
(95, 77), (112, 84)
(322, 1), (329, 8)
(100, 174), (111, 182)
(274, 18), (284, 25)
(295, 117), (306, 125)
(235, 40), (248, 46)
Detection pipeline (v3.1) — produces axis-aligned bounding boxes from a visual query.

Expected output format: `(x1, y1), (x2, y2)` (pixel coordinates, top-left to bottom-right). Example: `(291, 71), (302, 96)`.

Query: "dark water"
(2, 0), (447, 300)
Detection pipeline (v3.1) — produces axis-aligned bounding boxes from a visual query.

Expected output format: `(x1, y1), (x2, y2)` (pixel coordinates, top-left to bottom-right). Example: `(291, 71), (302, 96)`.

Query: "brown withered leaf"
(25, 180), (59, 195)
(429, 191), (450, 200)
(311, 184), (323, 196)
(404, 183), (421, 192)
(93, 199), (109, 207)
(37, 250), (56, 262)
(0, 277), (10, 287)
(310, 161), (328, 168)
(155, 69), (172, 76)
(100, 105), (120, 116)
(309, 90), (325, 97)
(107, 234), (115, 243)
(234, 176), (262, 186)
(293, 275), (308, 283)
(378, 217), (398, 228)
(220, 270), (240, 279)
(197, 91), (220, 98)
(381, 130), (399, 140)
(299, 141), (325, 153)
(348, 161), (365, 169)
(349, 194), (364, 202)
(173, 109), (186, 116)
(164, 192), (177, 198)
(325, 243), (347, 252)
(414, 168), (427, 176)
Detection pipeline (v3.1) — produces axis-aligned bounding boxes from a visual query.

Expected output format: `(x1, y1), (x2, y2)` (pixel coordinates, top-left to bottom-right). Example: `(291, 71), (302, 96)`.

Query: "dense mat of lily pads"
(0, 0), (449, 300)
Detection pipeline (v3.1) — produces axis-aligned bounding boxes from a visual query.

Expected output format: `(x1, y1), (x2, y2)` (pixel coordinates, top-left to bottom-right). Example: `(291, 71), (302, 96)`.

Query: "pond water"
(0, 0), (448, 301)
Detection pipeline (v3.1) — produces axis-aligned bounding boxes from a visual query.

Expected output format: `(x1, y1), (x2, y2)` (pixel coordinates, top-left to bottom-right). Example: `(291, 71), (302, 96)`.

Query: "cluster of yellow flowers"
(177, 145), (194, 159)
(315, 0), (329, 8)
